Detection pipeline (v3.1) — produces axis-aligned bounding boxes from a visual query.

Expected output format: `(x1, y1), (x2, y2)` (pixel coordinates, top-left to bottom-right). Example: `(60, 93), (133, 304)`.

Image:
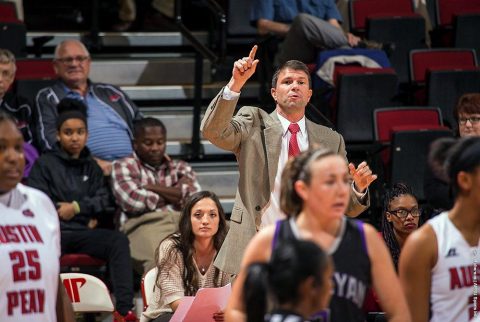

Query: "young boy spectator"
(28, 98), (137, 321)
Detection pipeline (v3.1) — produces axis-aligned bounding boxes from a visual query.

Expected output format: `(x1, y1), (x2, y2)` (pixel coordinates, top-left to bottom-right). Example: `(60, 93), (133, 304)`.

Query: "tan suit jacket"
(201, 89), (369, 274)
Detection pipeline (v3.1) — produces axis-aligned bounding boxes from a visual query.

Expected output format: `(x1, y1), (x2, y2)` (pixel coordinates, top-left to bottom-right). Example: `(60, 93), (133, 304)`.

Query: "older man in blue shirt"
(251, 0), (364, 65)
(36, 39), (142, 175)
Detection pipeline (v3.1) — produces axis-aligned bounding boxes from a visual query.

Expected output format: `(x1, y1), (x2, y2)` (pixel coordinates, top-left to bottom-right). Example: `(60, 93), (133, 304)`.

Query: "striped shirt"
(141, 238), (232, 320)
(111, 153), (200, 216)
(65, 88), (133, 161)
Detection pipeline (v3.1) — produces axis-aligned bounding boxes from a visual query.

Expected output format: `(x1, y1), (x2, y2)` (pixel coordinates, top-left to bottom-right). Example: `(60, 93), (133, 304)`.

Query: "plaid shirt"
(111, 153), (201, 216)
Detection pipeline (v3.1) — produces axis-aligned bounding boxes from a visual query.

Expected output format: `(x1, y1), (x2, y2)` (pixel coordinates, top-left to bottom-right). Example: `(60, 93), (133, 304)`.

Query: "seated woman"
(27, 98), (136, 321)
(244, 239), (333, 322)
(142, 191), (231, 322)
(424, 93), (480, 214)
(382, 183), (420, 270)
(364, 183), (421, 313)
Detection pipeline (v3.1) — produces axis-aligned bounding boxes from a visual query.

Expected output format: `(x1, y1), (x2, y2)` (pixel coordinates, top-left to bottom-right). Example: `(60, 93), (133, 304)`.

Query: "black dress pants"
(61, 228), (134, 315)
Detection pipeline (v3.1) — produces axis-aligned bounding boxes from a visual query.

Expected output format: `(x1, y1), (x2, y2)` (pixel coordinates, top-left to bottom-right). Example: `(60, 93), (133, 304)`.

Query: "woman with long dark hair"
(141, 191), (231, 322)
(244, 239), (333, 322)
(401, 136), (480, 322)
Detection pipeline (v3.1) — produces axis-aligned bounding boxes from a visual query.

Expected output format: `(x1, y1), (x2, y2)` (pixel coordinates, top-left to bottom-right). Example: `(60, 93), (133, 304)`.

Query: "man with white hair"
(0, 48), (34, 145)
(36, 39), (142, 175)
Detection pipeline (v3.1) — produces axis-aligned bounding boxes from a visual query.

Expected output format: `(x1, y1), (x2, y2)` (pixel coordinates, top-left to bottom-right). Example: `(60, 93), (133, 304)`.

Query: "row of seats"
(324, 47), (478, 141)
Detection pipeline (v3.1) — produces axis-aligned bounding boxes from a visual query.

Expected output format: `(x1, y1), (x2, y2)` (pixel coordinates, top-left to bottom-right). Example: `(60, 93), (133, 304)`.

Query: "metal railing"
(173, 0), (227, 160)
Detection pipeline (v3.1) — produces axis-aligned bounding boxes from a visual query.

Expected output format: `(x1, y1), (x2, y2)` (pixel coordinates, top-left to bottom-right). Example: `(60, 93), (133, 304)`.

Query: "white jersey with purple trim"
(0, 183), (61, 322)
(429, 212), (480, 322)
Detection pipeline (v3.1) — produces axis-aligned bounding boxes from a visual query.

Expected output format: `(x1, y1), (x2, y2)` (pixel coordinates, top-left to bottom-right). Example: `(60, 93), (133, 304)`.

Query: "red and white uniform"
(0, 183), (61, 322)
(429, 212), (480, 322)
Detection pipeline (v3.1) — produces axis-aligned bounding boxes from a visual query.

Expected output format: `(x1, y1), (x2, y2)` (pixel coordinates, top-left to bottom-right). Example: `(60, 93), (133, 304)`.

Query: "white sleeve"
(222, 86), (241, 100)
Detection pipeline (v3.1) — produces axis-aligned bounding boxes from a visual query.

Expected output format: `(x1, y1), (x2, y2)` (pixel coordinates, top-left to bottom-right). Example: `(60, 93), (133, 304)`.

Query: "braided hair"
(381, 183), (418, 270)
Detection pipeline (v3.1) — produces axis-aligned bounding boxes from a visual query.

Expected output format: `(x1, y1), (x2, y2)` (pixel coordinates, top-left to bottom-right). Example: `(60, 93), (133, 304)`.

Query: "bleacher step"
(191, 162), (239, 200)
(89, 58), (212, 85)
(122, 82), (260, 101)
(27, 31), (208, 48)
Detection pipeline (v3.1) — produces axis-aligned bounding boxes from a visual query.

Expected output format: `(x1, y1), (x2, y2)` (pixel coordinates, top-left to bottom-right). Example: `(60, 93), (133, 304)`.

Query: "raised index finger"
(249, 45), (258, 60)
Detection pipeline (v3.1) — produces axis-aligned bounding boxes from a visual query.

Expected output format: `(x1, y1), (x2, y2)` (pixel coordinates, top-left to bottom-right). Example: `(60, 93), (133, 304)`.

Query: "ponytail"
(244, 240), (331, 322)
(244, 263), (270, 322)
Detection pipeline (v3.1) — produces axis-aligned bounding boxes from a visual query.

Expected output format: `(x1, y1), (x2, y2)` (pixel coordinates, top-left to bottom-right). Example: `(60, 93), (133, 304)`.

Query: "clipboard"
(170, 283), (232, 322)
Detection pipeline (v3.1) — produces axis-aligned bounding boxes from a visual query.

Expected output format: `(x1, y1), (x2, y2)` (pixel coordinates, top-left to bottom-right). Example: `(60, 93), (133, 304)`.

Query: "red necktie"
(288, 123), (301, 158)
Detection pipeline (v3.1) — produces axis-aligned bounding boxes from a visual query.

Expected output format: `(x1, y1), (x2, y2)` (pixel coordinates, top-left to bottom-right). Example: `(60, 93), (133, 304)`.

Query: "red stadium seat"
(409, 48), (478, 104)
(0, 2), (20, 23)
(409, 48), (477, 84)
(349, 0), (414, 33)
(373, 107), (446, 181)
(15, 59), (56, 80)
(436, 0), (480, 27)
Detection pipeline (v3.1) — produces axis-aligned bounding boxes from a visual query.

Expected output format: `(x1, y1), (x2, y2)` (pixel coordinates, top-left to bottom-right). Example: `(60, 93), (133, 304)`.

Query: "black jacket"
(35, 80), (142, 152)
(1, 91), (36, 145)
(28, 144), (114, 230)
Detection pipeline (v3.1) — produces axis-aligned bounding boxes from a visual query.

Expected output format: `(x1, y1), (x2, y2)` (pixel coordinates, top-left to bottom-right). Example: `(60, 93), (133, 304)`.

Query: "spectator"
(35, 39), (142, 175)
(382, 183), (420, 270)
(225, 148), (410, 322)
(141, 191), (231, 322)
(0, 48), (39, 177)
(201, 45), (375, 275)
(250, 0), (388, 66)
(424, 93), (480, 213)
(27, 98), (137, 321)
(400, 137), (480, 322)
(0, 49), (35, 145)
(112, 117), (200, 273)
(0, 112), (75, 322)
(363, 182), (420, 313)
(243, 239), (333, 322)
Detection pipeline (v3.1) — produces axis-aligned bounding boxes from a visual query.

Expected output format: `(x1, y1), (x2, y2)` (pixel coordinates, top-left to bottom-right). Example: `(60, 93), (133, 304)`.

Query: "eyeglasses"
(459, 116), (480, 125)
(55, 55), (90, 65)
(387, 208), (421, 219)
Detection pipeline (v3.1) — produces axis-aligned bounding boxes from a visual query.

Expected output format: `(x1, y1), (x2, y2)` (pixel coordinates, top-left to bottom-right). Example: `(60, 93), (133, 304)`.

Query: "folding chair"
(390, 128), (453, 200)
(335, 68), (398, 144)
(61, 272), (114, 313)
(426, 67), (480, 127)
(61, 272), (136, 322)
(141, 267), (158, 311)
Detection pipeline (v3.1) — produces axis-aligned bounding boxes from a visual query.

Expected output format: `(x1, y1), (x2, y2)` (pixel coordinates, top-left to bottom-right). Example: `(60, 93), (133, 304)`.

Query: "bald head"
(53, 39), (91, 90)
(54, 40), (89, 59)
